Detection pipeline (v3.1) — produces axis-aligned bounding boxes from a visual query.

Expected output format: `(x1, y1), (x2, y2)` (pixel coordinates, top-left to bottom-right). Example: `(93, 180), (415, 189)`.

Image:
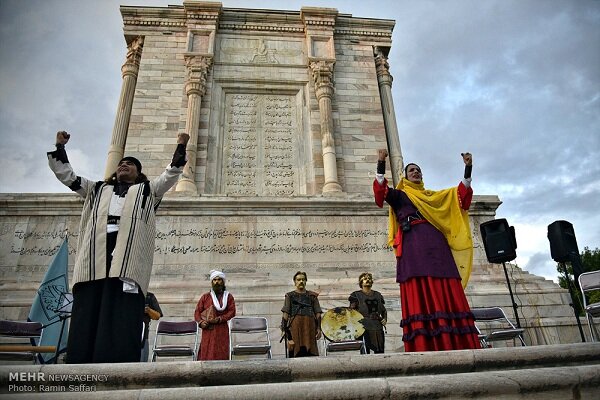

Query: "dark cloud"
(524, 251), (557, 280)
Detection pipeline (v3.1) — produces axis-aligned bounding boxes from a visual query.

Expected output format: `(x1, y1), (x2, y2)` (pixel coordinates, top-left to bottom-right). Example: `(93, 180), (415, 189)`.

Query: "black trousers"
(66, 277), (144, 363)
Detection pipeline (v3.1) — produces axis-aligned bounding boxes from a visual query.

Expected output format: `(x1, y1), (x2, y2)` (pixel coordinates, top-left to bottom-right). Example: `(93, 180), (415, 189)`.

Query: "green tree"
(557, 247), (600, 315)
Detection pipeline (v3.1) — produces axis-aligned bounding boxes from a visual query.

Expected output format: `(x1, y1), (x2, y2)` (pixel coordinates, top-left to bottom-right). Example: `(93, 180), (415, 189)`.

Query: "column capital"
(309, 59), (335, 99)
(121, 36), (144, 78)
(184, 54), (212, 96)
(374, 47), (393, 84)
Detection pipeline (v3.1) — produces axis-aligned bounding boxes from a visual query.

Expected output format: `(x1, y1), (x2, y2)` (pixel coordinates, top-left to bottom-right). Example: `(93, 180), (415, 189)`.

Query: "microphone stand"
(558, 261), (586, 342)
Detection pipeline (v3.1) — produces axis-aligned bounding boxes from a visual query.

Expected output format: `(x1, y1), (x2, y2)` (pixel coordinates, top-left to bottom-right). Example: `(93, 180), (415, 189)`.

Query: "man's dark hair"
(358, 272), (372, 288)
(293, 271), (307, 282)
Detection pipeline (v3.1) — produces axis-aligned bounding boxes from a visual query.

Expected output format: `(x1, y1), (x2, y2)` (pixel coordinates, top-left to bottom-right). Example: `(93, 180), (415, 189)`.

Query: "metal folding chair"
(151, 320), (199, 362)
(0, 320), (50, 363)
(579, 270), (600, 342)
(229, 316), (272, 360)
(322, 335), (366, 356)
(471, 307), (526, 348)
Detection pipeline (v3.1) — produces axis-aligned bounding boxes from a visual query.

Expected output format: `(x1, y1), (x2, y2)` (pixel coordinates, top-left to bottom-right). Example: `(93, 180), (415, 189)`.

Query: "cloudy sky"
(0, 0), (598, 282)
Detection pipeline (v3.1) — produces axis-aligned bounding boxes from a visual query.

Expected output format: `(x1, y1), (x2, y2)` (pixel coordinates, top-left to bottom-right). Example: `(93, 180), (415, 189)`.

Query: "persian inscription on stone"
(1, 220), (391, 267)
(153, 223), (389, 263)
(2, 227), (76, 263)
(223, 93), (299, 196)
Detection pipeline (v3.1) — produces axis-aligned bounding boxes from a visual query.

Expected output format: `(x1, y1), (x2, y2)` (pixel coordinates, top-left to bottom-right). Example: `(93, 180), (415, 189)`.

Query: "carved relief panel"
(217, 37), (304, 65)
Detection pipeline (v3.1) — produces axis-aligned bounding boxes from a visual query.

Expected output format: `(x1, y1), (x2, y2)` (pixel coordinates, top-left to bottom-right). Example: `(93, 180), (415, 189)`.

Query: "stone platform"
(1, 343), (599, 399)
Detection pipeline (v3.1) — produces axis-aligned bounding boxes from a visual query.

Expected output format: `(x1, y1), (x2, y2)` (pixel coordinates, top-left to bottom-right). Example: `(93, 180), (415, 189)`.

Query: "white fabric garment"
(210, 290), (230, 311)
(107, 193), (126, 234)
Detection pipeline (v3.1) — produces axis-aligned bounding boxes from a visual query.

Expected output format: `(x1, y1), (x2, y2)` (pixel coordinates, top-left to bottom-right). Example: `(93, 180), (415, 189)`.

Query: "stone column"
(175, 55), (212, 193)
(374, 47), (404, 186)
(310, 60), (343, 194)
(301, 7), (341, 195)
(104, 36), (143, 179)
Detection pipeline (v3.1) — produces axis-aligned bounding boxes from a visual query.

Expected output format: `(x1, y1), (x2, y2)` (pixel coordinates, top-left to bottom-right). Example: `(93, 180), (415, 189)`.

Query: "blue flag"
(28, 238), (70, 363)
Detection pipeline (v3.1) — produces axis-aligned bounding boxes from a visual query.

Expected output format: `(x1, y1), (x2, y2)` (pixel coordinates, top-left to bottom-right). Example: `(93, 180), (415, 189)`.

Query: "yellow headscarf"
(388, 177), (473, 288)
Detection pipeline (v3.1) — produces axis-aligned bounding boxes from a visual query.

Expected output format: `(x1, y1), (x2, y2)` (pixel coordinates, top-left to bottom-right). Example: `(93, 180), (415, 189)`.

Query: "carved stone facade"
(0, 1), (584, 357)
(115, 1), (400, 196)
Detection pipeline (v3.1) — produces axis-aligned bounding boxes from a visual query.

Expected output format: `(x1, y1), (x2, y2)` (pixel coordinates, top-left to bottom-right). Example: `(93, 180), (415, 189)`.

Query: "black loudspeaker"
(547, 220), (579, 263)
(480, 218), (517, 263)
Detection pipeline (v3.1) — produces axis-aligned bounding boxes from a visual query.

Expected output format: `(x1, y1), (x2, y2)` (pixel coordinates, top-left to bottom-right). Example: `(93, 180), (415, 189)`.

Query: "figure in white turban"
(194, 270), (236, 360)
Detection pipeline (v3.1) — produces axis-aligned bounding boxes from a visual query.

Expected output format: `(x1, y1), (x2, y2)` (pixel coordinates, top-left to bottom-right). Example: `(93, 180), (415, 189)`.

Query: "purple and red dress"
(374, 178), (480, 351)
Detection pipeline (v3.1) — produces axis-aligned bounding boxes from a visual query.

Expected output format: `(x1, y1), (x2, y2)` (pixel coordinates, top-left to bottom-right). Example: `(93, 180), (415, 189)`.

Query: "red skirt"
(400, 276), (480, 352)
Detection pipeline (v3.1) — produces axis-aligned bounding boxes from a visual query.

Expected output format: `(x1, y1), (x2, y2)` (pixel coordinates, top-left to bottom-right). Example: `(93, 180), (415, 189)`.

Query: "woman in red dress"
(373, 149), (480, 352)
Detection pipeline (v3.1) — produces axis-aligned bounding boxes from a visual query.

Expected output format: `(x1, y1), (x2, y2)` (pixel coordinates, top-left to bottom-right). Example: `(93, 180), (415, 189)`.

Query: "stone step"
(1, 343), (599, 399)
(6, 365), (598, 399)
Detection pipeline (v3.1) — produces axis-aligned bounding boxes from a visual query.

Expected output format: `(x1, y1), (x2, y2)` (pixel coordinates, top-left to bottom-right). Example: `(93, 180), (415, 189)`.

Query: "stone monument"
(0, 1), (584, 357)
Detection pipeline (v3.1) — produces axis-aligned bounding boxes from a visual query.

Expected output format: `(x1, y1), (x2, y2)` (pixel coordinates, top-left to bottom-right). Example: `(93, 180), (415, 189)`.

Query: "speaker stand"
(502, 262), (521, 328)
(558, 262), (586, 342)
